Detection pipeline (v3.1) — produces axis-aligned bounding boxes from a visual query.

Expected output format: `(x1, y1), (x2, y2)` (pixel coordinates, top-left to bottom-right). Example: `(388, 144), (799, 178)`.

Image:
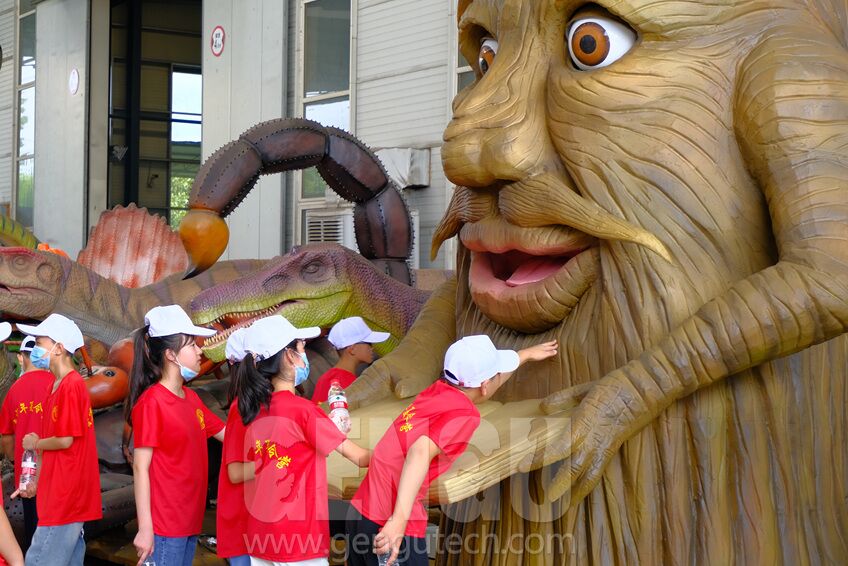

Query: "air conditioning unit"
(304, 207), (420, 269)
(304, 208), (357, 251)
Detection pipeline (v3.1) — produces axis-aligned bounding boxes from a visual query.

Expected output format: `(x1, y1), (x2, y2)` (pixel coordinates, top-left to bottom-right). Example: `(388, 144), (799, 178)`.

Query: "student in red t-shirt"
(215, 327), (251, 566)
(126, 305), (226, 566)
(347, 335), (558, 566)
(1, 474), (24, 566)
(228, 315), (371, 566)
(0, 322), (24, 566)
(0, 334), (55, 552)
(11, 314), (102, 566)
(312, 317), (389, 404)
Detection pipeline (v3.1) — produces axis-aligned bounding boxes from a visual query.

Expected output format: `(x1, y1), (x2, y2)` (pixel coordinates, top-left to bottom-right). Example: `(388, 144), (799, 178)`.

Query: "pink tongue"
(505, 257), (565, 287)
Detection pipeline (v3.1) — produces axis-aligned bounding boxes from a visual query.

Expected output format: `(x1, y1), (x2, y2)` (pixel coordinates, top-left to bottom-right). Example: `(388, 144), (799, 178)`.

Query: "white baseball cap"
(145, 305), (216, 338)
(18, 314), (85, 353)
(243, 315), (320, 361)
(328, 316), (390, 349)
(443, 335), (520, 388)
(225, 327), (248, 363)
(20, 336), (36, 353)
(0, 322), (11, 343)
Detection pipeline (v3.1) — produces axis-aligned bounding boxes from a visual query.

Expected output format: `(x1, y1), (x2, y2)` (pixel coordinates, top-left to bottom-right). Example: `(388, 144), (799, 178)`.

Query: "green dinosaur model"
(191, 243), (430, 362)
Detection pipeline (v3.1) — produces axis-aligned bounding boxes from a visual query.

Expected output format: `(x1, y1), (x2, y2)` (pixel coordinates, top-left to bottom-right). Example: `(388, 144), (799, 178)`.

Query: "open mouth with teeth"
(199, 300), (300, 351)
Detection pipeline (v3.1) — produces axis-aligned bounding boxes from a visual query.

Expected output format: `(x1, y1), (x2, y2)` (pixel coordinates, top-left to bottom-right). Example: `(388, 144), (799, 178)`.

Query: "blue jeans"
(25, 522), (85, 566)
(228, 555), (251, 565)
(151, 534), (198, 566)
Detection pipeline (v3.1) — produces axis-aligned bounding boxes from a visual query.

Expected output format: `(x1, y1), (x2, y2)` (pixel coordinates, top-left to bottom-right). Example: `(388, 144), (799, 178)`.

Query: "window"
(168, 71), (202, 226)
(15, 1), (36, 227)
(108, 0), (202, 226)
(299, 0), (352, 203)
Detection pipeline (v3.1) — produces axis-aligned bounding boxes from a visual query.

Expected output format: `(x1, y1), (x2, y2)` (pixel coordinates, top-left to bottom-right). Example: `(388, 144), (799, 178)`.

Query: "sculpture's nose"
(443, 31), (562, 188)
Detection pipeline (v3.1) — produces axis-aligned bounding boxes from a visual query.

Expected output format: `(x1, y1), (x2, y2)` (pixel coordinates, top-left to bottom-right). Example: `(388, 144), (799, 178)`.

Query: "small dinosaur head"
(191, 243), (361, 361)
(0, 247), (68, 320)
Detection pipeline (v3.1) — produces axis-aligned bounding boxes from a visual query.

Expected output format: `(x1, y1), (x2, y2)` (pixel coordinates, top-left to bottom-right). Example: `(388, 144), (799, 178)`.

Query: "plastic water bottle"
(377, 552), (391, 566)
(327, 381), (351, 434)
(18, 449), (36, 491)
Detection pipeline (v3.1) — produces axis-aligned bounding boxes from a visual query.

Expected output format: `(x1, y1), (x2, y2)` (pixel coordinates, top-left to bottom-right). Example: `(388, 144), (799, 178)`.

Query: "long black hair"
(124, 325), (194, 424)
(234, 341), (296, 425)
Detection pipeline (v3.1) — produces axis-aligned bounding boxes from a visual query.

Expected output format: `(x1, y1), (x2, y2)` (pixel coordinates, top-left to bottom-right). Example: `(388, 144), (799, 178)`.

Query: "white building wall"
(0, 1), (14, 208)
(202, 0), (288, 260)
(33, 0), (89, 256)
(355, 0), (453, 269)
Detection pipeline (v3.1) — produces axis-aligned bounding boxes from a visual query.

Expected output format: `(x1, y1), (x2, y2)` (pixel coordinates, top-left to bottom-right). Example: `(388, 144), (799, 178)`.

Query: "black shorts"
(344, 507), (429, 566)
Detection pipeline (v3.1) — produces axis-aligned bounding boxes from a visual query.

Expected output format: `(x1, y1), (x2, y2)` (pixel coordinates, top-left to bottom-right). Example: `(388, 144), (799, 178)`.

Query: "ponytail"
(124, 326), (193, 425)
(235, 346), (293, 425)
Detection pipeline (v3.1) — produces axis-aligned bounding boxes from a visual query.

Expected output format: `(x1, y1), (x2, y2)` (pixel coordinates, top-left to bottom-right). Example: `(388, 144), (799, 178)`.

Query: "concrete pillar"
(202, 0), (288, 260)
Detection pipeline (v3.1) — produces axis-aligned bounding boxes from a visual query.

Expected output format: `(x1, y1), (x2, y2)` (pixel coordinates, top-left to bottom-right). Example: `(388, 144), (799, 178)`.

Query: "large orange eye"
(478, 38), (498, 75)
(570, 22), (610, 67)
(566, 14), (636, 71)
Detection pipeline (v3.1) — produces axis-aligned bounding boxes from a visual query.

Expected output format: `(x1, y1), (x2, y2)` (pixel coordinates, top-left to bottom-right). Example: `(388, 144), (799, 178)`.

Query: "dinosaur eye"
(567, 13), (635, 70)
(478, 38), (498, 75)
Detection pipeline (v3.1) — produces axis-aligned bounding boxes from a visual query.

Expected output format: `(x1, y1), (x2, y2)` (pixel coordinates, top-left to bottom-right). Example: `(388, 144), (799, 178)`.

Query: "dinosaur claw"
(178, 209), (230, 278)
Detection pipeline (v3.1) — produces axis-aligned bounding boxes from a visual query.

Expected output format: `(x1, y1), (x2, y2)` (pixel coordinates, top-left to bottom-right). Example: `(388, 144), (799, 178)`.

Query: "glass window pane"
(139, 119), (169, 160)
(458, 47), (470, 69)
(138, 159), (168, 208)
(171, 122), (201, 144)
(304, 0), (350, 97)
(171, 71), (202, 115)
(20, 14), (35, 84)
(140, 64), (170, 113)
(19, 0), (36, 14)
(108, 161), (125, 208)
(304, 96), (350, 131)
(110, 61), (127, 112)
(18, 87), (35, 156)
(302, 168), (325, 199)
(458, 70), (475, 92)
(16, 158), (34, 227)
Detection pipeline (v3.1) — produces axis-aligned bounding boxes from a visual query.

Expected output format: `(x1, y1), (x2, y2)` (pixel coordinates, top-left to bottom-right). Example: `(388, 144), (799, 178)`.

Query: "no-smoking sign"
(211, 25), (226, 57)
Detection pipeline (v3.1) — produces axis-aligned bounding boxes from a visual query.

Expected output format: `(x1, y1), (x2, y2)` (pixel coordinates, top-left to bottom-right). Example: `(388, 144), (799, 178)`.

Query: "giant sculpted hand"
(345, 278), (457, 410)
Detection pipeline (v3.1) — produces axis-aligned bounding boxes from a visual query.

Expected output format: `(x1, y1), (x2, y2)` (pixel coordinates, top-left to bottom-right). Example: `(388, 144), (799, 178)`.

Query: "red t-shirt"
(0, 370), (54, 485)
(311, 368), (356, 404)
(132, 383), (224, 537)
(217, 402), (249, 558)
(242, 390), (346, 562)
(37, 371), (103, 526)
(351, 380), (480, 537)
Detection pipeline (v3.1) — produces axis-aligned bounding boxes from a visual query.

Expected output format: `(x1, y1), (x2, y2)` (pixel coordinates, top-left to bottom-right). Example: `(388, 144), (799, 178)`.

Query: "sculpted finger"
(394, 374), (435, 399)
(345, 360), (392, 410)
(541, 381), (595, 414)
(570, 450), (612, 509)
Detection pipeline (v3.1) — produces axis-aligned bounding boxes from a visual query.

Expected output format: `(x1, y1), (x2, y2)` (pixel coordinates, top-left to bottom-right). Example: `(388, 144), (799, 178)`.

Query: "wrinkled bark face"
(438, 0), (792, 398)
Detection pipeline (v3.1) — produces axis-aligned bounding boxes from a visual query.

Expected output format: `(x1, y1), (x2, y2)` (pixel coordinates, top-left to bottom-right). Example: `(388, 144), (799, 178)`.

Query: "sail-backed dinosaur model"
(182, 1), (848, 563)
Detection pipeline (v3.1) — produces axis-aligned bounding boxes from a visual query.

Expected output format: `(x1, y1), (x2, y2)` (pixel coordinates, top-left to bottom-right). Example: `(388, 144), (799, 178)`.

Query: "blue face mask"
(30, 345), (54, 370)
(295, 352), (310, 387)
(176, 360), (199, 382)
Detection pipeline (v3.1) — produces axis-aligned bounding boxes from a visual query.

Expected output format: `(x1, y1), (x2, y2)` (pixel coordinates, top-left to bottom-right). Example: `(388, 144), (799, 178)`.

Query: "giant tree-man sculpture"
(182, 0), (848, 563)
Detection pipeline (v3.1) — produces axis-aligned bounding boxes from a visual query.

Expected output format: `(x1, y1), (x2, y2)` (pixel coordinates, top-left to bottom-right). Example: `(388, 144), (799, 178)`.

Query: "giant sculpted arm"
(345, 277), (457, 410)
(540, 31), (848, 505)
